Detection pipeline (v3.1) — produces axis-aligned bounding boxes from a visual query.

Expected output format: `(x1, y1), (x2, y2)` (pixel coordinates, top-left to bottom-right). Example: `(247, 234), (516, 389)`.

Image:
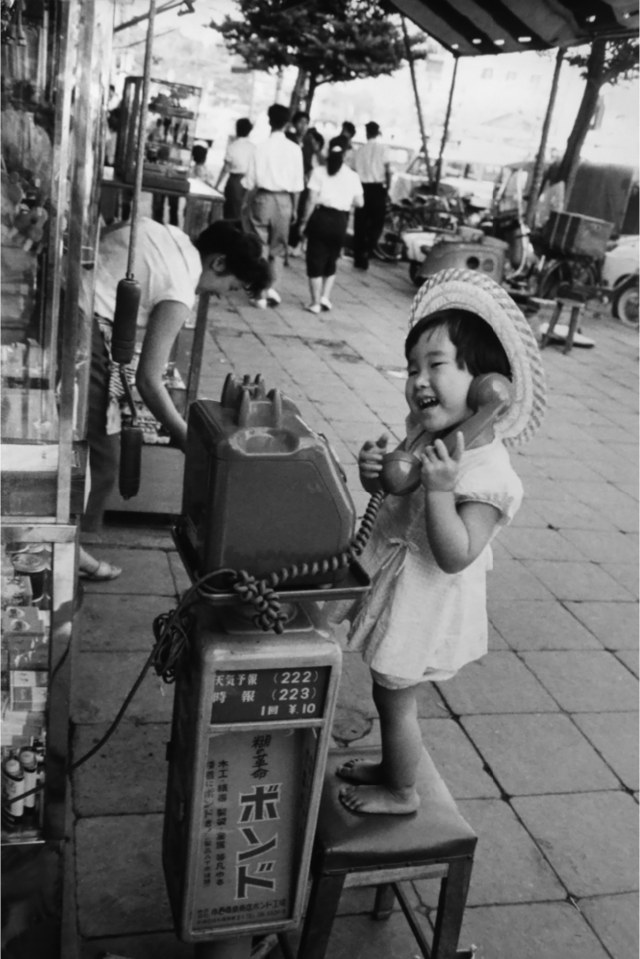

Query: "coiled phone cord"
(148, 488), (387, 703)
(212, 489), (387, 635)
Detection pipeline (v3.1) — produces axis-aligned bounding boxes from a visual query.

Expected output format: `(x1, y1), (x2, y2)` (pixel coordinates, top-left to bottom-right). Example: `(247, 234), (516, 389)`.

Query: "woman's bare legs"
(307, 276), (322, 309)
(78, 546), (122, 580)
(338, 681), (422, 814)
(320, 274), (336, 308)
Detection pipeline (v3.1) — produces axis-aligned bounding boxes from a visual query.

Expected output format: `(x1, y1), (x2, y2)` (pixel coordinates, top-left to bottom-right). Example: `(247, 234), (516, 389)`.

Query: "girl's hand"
(420, 432), (464, 492)
(358, 433), (388, 478)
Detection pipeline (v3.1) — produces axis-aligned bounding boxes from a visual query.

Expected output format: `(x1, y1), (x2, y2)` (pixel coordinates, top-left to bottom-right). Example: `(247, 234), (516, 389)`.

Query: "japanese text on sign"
(210, 668), (330, 724)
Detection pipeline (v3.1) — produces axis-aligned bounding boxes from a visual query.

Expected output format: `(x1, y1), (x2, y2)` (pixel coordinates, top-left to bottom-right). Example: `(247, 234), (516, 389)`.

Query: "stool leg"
(431, 858), (474, 959)
(541, 300), (562, 349)
(296, 873), (345, 959)
(277, 933), (296, 959)
(392, 882), (432, 958)
(373, 883), (396, 919)
(563, 305), (581, 354)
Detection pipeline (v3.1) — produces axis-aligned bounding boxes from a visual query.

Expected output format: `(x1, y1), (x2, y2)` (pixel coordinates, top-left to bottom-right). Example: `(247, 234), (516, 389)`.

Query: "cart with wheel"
(534, 211), (613, 300)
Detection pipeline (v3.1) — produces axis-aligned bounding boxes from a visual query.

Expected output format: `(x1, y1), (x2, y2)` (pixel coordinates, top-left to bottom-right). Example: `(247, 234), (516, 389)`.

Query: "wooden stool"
(540, 281), (589, 355)
(283, 746), (477, 959)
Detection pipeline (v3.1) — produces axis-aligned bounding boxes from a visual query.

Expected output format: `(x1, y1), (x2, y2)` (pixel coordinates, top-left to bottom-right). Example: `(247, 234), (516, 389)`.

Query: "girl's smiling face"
(405, 325), (475, 433)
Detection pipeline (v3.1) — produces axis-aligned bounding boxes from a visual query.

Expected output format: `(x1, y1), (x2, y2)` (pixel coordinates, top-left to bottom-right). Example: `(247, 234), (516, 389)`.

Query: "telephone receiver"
(380, 373), (513, 496)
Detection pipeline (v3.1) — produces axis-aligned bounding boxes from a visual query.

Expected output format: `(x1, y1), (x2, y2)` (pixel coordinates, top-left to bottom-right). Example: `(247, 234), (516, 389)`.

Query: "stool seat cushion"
(314, 747), (477, 874)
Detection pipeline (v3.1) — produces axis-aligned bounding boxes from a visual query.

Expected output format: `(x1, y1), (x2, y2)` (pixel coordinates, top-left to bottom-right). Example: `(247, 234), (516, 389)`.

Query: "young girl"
(337, 268), (546, 815)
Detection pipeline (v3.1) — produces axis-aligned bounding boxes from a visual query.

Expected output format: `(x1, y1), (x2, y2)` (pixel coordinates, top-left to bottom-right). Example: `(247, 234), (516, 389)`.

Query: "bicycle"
(373, 192), (462, 263)
(534, 252), (601, 300)
(530, 250), (638, 328)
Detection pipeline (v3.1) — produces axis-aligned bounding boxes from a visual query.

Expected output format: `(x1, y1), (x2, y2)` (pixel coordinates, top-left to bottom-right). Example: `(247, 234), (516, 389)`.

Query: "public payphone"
(163, 374), (366, 949)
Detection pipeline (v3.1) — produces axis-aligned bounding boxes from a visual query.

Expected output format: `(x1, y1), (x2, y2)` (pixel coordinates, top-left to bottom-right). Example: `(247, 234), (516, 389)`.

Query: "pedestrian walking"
(299, 136), (363, 314)
(215, 118), (255, 220)
(286, 110), (310, 149)
(289, 127), (325, 257)
(340, 120), (356, 169)
(242, 104), (305, 308)
(334, 269), (546, 814)
(151, 144), (180, 227)
(286, 111), (316, 256)
(352, 121), (391, 270)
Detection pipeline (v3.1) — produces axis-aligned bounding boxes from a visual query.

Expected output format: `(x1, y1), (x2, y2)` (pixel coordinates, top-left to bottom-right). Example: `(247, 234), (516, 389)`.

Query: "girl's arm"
(299, 189), (319, 233)
(136, 300), (190, 452)
(421, 433), (501, 574)
(425, 494), (500, 574)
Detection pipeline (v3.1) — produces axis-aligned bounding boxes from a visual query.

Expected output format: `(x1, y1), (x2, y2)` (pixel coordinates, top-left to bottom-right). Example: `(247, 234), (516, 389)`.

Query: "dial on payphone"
(181, 373), (357, 587)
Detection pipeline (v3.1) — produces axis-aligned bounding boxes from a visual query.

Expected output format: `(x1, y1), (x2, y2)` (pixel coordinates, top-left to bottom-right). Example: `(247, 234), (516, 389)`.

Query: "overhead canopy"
(389, 0), (639, 56)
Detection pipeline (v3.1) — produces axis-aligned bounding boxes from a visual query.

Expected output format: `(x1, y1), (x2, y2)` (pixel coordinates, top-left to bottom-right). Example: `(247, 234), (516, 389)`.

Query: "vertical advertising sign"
(191, 728), (307, 933)
(162, 622), (342, 943)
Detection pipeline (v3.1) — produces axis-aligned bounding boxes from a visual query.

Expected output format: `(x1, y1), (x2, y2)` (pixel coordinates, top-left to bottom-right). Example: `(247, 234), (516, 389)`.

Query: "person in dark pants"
(215, 118), (255, 220)
(290, 127), (325, 255)
(299, 136), (363, 313)
(352, 121), (391, 270)
(286, 111), (315, 254)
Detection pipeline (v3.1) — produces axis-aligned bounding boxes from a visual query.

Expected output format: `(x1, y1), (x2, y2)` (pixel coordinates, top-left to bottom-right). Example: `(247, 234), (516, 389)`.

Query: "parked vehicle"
(495, 159), (638, 237)
(390, 153), (502, 210)
(374, 189), (465, 263)
(611, 271), (639, 327)
(601, 234), (639, 291)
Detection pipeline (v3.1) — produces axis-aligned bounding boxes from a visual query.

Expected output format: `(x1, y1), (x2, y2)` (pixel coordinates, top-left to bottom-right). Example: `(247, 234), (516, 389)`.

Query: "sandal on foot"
(79, 559), (122, 581)
(305, 303), (321, 315)
(320, 297), (332, 312)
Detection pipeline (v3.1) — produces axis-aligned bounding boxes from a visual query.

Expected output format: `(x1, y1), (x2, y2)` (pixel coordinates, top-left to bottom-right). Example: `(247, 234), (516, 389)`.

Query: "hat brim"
(409, 268), (546, 446)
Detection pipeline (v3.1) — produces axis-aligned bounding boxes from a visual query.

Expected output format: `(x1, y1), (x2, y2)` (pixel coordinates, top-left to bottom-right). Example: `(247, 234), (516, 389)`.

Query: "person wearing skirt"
(299, 136), (363, 314)
(215, 118), (255, 220)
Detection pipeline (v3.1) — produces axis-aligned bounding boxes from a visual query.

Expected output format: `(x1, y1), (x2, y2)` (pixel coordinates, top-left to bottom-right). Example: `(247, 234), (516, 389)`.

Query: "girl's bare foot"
(335, 759), (384, 785)
(338, 783), (420, 815)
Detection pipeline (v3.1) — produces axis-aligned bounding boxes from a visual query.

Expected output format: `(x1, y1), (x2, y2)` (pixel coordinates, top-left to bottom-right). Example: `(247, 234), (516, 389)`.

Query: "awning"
(389, 0), (639, 56)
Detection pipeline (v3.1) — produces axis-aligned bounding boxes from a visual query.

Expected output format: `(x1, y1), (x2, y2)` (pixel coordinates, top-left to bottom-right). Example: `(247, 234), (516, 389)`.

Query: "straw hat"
(408, 268), (546, 447)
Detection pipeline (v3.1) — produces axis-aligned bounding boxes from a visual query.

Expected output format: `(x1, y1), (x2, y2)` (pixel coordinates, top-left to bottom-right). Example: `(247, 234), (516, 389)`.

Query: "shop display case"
(1, 525), (75, 846)
(1, 0), (114, 952)
(102, 72), (222, 243)
(116, 75), (202, 191)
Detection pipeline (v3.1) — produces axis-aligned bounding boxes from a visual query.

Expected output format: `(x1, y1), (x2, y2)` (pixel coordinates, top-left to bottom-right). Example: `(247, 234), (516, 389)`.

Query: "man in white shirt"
(353, 121), (391, 270)
(243, 104), (305, 307)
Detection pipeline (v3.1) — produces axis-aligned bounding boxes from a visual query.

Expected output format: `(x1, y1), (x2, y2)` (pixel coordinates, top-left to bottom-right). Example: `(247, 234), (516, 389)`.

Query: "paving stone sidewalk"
(71, 256), (638, 959)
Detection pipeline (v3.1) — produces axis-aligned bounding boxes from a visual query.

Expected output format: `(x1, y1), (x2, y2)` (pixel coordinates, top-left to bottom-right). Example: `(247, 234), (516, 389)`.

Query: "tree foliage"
(555, 37), (639, 191)
(565, 36), (639, 87)
(213, 0), (425, 110)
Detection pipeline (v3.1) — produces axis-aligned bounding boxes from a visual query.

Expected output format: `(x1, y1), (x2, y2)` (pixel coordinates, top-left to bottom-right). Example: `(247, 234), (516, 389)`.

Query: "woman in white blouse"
(215, 118), (255, 220)
(299, 136), (364, 314)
